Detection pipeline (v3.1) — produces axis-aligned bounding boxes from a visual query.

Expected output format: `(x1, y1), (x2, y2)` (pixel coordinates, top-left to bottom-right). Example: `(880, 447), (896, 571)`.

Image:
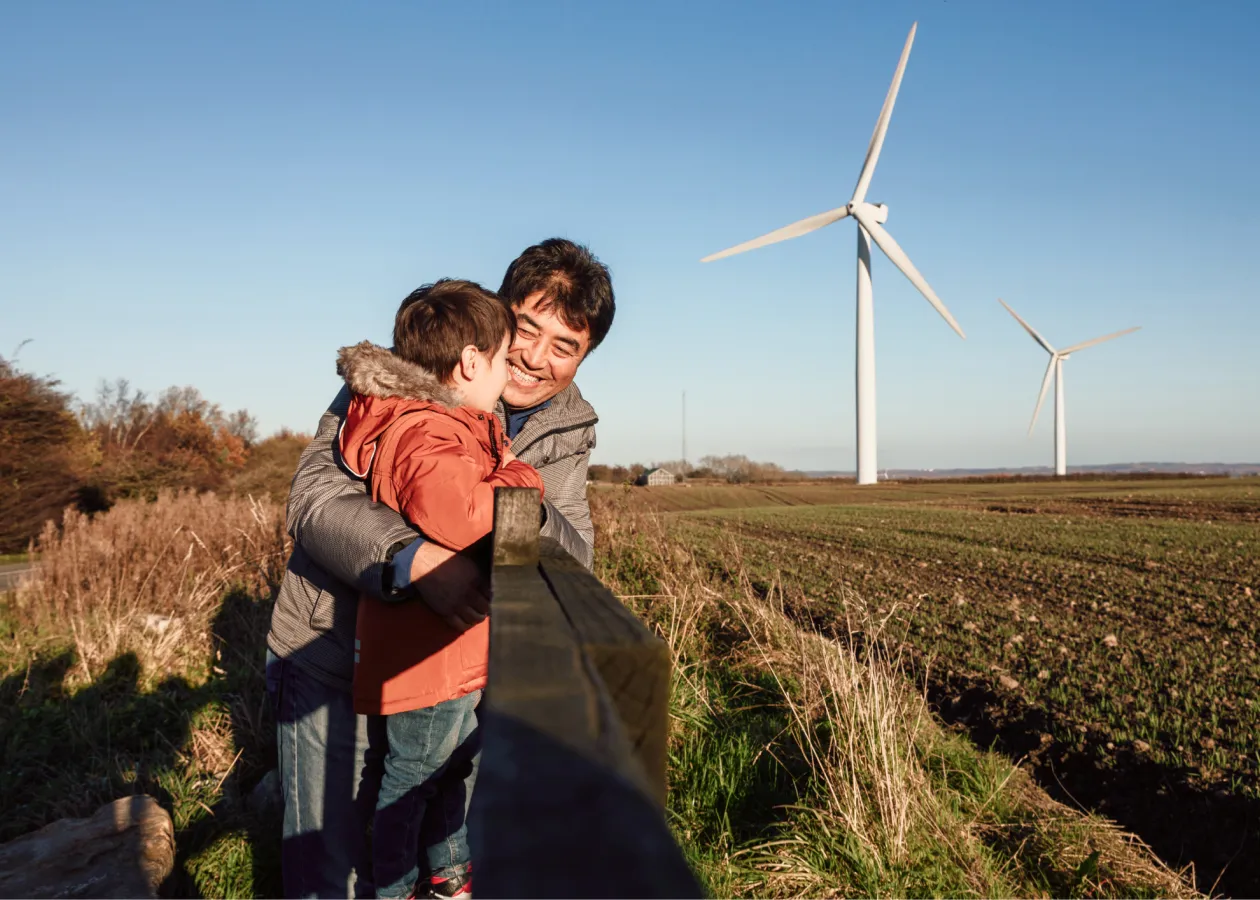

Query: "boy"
(335, 279), (544, 899)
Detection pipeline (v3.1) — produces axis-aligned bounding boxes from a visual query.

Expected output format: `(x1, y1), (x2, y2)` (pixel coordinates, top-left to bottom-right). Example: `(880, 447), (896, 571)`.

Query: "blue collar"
(505, 398), (552, 440)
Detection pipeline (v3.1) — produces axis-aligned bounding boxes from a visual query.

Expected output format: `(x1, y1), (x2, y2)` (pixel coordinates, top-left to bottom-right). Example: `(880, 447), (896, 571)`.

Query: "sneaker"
(425, 865), (472, 899)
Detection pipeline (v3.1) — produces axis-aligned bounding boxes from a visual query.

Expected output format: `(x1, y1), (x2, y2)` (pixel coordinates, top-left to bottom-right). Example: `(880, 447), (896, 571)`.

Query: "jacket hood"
(336, 342), (506, 480)
(336, 341), (457, 407)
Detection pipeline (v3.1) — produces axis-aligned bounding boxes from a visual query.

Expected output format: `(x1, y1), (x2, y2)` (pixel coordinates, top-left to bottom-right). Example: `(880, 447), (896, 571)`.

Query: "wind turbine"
(999, 299), (1140, 476)
(701, 22), (964, 486)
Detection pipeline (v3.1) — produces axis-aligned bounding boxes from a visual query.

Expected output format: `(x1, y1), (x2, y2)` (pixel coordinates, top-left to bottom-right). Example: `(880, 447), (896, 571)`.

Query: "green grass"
(0, 552), (29, 566)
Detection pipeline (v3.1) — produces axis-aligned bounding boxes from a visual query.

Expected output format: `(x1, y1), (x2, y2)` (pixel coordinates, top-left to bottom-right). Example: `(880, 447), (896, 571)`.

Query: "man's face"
(503, 291), (590, 407)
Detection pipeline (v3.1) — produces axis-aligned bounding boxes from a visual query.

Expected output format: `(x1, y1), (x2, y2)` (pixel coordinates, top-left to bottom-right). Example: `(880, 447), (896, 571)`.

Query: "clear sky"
(3, 0), (1258, 470)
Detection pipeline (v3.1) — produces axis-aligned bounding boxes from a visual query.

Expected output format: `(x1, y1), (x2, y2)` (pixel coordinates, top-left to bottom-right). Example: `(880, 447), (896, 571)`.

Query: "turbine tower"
(701, 22), (964, 486)
(999, 299), (1140, 476)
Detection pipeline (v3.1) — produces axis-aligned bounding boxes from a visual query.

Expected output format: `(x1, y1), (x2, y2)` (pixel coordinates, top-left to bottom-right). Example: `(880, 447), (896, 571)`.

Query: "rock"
(1102, 634), (1119, 648)
(999, 674), (1020, 691)
(0, 795), (174, 899)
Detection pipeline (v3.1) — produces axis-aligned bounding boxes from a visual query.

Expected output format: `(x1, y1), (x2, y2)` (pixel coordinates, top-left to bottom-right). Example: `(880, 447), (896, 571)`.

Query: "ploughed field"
(618, 477), (1260, 894)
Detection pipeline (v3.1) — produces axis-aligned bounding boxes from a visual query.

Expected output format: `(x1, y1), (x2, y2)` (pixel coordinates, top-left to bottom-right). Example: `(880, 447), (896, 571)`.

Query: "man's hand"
(408, 541), (490, 632)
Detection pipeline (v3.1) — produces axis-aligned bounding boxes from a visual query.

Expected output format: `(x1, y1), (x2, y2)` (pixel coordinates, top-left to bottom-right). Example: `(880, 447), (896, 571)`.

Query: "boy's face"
(503, 291), (590, 408)
(463, 336), (511, 414)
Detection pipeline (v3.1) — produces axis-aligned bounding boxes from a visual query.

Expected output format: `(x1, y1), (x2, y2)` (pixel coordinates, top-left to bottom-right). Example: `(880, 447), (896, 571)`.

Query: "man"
(264, 238), (615, 898)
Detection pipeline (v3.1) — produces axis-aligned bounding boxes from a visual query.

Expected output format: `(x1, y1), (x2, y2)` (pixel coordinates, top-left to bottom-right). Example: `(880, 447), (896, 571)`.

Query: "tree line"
(0, 355), (306, 554)
(1, 354), (806, 554)
(588, 454), (806, 485)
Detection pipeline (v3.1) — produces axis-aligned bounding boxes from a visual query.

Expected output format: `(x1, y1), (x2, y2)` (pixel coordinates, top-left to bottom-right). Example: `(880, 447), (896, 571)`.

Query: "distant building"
(635, 467), (678, 487)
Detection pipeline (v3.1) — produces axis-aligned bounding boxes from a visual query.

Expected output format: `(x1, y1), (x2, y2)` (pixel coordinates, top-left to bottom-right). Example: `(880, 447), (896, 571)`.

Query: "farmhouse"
(635, 467), (678, 487)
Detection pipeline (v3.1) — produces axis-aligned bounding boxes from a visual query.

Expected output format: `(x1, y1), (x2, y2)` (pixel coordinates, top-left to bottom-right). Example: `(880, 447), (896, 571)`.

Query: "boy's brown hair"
(394, 279), (516, 378)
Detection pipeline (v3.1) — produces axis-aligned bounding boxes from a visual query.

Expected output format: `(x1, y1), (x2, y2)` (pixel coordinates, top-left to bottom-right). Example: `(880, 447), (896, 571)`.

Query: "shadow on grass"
(0, 587), (282, 898)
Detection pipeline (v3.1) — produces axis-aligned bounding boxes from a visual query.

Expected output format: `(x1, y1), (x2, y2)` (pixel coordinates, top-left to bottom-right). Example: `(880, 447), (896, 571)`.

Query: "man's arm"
(538, 436), (595, 570)
(286, 386), (419, 599)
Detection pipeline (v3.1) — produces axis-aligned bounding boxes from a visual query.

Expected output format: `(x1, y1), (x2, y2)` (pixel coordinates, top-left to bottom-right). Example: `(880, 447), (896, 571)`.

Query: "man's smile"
(508, 361), (543, 387)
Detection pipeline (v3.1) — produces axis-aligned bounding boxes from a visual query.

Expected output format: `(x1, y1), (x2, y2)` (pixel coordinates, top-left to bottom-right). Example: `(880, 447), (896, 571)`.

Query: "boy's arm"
(287, 387), (419, 599)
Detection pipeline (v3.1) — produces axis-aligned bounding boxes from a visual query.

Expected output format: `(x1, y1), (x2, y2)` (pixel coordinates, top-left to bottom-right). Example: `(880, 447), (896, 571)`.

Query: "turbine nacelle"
(851, 202), (889, 224)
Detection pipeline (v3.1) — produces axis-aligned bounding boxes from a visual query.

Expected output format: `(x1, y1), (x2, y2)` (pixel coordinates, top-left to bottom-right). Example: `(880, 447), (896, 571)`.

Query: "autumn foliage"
(0, 357), (308, 554)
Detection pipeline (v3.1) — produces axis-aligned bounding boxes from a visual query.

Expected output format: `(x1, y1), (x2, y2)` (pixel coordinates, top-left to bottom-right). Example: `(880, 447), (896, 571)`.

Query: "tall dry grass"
(10, 490), (289, 685)
(592, 487), (950, 892)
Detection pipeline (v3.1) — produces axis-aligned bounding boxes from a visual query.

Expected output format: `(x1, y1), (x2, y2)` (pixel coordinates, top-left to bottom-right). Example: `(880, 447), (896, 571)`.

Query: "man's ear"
(457, 344), (479, 382)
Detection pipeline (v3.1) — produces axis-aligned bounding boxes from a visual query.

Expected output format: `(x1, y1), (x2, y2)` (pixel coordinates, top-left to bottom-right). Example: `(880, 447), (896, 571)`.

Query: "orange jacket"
(335, 342), (544, 715)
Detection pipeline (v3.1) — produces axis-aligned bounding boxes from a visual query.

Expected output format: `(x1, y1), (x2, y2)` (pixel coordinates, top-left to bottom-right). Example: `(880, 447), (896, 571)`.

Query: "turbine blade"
(700, 207), (851, 262)
(1029, 356), (1056, 435)
(1060, 326), (1141, 355)
(851, 22), (917, 204)
(850, 203), (965, 338)
(999, 298), (1056, 354)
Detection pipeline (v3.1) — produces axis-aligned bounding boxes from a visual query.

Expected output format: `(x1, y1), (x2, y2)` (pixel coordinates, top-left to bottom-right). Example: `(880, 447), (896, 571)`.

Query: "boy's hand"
(500, 447), (518, 468)
(409, 541), (490, 632)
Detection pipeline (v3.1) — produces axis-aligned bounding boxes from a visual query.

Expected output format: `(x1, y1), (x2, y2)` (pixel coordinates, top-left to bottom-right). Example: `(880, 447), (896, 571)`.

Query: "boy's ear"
(457, 344), (479, 381)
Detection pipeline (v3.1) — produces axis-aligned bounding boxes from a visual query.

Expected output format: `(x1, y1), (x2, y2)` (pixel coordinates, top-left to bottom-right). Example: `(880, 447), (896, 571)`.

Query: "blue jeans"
(266, 649), (387, 899)
(374, 691), (482, 900)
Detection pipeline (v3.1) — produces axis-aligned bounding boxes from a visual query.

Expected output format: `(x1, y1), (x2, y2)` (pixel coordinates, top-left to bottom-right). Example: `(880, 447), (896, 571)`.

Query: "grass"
(593, 487), (1196, 898)
(0, 552), (29, 565)
(1, 491), (287, 897)
(0, 482), (1208, 897)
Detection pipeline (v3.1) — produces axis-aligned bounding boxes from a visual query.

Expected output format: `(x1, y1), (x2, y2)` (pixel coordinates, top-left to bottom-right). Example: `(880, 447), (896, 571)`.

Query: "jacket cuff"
(383, 537), (425, 600)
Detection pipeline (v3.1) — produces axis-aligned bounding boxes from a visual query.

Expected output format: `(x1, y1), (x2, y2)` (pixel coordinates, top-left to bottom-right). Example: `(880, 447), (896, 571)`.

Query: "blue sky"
(3, 0), (1258, 470)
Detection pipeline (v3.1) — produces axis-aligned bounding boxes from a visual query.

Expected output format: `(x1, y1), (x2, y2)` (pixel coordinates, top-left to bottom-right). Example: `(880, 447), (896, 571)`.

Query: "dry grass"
(8, 490), (288, 687)
(1, 490), (288, 895)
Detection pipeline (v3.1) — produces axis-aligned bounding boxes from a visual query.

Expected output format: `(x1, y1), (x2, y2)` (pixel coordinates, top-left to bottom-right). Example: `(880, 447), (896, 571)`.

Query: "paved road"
(0, 562), (34, 592)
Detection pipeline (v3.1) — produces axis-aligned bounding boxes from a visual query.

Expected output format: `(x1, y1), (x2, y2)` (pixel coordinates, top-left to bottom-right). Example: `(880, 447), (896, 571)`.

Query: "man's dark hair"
(498, 238), (615, 353)
(394, 279), (516, 378)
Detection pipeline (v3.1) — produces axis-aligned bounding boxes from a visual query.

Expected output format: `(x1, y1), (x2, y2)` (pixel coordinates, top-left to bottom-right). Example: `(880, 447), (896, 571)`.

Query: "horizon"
(3, 1), (1258, 471)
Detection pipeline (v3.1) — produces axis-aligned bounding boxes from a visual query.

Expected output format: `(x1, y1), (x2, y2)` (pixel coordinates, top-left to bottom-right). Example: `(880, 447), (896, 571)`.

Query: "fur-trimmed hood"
(336, 341), (508, 481)
(336, 341), (457, 407)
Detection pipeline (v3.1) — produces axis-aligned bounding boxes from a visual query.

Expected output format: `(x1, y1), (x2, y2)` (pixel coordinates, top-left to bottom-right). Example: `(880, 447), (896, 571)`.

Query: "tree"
(0, 357), (91, 553)
(228, 428), (310, 501)
(78, 382), (253, 502)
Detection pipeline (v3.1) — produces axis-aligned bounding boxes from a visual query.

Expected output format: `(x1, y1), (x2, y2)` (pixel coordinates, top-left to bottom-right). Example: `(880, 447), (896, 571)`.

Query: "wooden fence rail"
(469, 487), (703, 898)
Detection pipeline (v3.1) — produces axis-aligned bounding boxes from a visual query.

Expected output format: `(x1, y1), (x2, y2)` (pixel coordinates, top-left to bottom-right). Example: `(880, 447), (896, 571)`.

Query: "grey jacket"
(266, 380), (598, 689)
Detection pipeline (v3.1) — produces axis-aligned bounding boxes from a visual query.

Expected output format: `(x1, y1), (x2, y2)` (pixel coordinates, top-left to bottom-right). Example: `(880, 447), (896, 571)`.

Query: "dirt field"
(610, 477), (1260, 895)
